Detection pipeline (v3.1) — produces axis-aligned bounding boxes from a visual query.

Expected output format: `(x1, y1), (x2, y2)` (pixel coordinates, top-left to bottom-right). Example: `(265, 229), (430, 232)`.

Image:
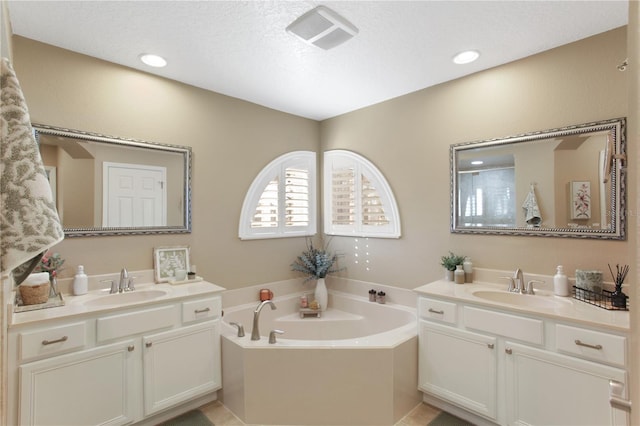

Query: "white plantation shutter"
(239, 151), (316, 239)
(251, 177), (279, 228)
(324, 150), (400, 238)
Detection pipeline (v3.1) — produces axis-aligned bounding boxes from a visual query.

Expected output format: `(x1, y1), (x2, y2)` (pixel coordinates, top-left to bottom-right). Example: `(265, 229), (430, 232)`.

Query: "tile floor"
(197, 400), (443, 426)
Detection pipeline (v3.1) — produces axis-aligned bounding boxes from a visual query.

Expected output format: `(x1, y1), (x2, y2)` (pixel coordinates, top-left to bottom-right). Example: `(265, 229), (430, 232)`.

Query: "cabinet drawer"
(182, 297), (221, 323)
(556, 324), (627, 367)
(19, 322), (86, 362)
(419, 298), (457, 324)
(463, 307), (544, 345)
(97, 305), (176, 342)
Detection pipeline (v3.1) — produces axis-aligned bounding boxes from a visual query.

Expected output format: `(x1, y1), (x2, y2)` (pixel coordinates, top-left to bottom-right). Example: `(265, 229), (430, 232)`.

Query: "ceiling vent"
(286, 6), (358, 50)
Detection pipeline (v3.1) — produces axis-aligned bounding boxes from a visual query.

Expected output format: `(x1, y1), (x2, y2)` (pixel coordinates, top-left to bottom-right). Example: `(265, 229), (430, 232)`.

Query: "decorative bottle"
(72, 265), (88, 296)
(454, 264), (465, 284)
(553, 265), (569, 297)
(463, 257), (473, 283)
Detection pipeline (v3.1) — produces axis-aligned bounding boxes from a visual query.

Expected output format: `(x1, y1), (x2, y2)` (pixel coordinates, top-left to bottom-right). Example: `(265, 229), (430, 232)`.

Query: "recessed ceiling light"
(471, 160), (484, 165)
(453, 50), (480, 65)
(139, 54), (167, 68)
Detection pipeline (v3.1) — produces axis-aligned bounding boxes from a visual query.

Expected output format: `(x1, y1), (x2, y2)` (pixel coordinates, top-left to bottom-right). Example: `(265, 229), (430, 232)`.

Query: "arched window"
(323, 150), (401, 238)
(239, 151), (316, 239)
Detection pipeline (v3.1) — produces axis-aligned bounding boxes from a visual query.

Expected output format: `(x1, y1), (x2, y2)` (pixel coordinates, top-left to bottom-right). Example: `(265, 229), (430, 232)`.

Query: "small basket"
(20, 282), (51, 305)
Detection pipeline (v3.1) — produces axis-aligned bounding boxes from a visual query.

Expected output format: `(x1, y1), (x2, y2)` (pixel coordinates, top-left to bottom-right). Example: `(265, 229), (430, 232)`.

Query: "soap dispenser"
(553, 265), (569, 296)
(73, 265), (88, 296)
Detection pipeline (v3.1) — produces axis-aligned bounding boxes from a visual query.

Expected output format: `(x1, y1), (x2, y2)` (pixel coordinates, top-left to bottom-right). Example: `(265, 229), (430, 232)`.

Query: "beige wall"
(11, 36), (320, 289)
(11, 28), (631, 290)
(320, 27), (631, 289)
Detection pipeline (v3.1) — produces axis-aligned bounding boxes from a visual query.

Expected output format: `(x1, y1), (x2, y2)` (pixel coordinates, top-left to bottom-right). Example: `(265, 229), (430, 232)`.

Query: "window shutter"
(324, 150), (400, 238)
(239, 151), (316, 239)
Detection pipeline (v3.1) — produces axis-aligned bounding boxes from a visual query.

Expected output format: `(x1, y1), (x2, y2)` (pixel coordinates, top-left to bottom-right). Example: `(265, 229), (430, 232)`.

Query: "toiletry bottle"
(73, 265), (88, 296)
(463, 257), (473, 283)
(454, 264), (465, 284)
(554, 265), (569, 296)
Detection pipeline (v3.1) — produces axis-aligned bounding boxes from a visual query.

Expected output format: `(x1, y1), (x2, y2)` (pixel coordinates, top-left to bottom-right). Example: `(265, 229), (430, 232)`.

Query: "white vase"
(445, 269), (454, 281)
(314, 278), (328, 311)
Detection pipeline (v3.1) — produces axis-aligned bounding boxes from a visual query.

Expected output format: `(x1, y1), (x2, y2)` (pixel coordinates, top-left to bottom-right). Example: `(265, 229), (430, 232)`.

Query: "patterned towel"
(522, 186), (542, 227)
(1, 57), (64, 279)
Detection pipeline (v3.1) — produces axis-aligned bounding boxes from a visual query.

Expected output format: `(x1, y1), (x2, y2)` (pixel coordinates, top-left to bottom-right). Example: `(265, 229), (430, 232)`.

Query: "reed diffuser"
(608, 263), (629, 309)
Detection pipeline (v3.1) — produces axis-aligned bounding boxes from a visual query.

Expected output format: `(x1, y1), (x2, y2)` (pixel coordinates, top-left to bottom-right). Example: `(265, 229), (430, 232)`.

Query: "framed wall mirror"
(450, 117), (626, 240)
(34, 124), (192, 237)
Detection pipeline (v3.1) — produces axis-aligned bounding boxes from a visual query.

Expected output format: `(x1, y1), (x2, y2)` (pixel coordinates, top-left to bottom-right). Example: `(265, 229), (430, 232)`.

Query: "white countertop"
(9, 281), (226, 328)
(414, 280), (629, 332)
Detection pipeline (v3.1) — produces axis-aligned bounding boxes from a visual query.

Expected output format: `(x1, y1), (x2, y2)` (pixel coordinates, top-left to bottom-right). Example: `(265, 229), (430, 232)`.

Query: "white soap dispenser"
(73, 265), (88, 296)
(553, 265), (569, 297)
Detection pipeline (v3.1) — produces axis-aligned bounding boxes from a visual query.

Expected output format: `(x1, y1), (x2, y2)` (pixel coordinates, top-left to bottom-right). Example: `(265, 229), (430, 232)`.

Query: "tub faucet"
(251, 300), (276, 341)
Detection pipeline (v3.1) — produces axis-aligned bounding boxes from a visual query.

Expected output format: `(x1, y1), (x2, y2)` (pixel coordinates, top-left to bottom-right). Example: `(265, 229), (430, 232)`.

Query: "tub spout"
(251, 300), (276, 340)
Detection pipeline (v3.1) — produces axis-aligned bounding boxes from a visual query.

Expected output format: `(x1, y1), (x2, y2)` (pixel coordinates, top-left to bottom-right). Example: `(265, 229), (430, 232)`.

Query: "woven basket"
(20, 282), (50, 305)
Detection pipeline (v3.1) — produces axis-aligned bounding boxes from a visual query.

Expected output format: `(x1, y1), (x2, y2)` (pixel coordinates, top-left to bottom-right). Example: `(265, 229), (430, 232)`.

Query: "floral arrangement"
(291, 239), (342, 282)
(34, 251), (65, 279)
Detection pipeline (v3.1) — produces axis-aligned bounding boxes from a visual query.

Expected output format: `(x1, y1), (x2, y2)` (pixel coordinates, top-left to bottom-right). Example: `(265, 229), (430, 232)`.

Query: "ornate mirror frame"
(450, 118), (626, 240)
(34, 124), (192, 237)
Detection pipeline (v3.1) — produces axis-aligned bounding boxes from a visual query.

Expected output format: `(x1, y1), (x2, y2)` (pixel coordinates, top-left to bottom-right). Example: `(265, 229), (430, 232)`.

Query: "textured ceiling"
(7, 1), (628, 121)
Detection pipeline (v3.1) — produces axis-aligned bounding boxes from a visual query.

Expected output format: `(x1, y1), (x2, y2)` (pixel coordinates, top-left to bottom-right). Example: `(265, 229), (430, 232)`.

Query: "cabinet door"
(419, 320), (498, 420)
(505, 342), (629, 426)
(19, 340), (137, 426)
(143, 320), (221, 415)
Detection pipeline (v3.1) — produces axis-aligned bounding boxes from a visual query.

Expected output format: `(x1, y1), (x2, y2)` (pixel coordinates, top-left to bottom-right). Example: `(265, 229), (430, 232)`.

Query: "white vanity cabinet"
(8, 289), (223, 426)
(143, 320), (221, 415)
(416, 291), (630, 426)
(19, 339), (137, 426)
(419, 320), (498, 420)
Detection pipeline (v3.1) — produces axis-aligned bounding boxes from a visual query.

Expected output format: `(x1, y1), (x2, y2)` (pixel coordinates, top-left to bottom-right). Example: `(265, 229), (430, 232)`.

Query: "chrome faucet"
(119, 268), (130, 292)
(514, 268), (525, 293)
(251, 300), (276, 341)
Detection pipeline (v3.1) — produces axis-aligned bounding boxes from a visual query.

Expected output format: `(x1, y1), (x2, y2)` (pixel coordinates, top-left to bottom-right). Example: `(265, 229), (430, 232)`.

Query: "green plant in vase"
(440, 251), (465, 281)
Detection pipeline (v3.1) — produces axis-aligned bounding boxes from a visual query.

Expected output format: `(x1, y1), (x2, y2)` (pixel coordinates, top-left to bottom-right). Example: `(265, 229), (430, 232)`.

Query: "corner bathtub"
(220, 291), (420, 426)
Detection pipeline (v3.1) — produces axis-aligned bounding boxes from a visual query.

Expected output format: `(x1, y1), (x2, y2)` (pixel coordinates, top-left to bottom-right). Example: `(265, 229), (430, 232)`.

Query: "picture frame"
(153, 246), (190, 283)
(570, 181), (591, 220)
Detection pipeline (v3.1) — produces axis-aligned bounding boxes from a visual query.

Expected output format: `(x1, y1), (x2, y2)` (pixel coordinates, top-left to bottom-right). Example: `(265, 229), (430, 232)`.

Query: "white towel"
(1, 58), (64, 279)
(522, 186), (542, 227)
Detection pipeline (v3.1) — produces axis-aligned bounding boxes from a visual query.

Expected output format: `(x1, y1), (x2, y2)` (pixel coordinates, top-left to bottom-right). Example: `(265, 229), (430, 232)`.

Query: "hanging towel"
(522, 185), (542, 227)
(1, 58), (64, 281)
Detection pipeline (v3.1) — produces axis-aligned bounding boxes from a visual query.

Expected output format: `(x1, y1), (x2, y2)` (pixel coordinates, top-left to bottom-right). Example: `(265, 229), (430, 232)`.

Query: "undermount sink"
(83, 289), (168, 307)
(471, 290), (571, 309)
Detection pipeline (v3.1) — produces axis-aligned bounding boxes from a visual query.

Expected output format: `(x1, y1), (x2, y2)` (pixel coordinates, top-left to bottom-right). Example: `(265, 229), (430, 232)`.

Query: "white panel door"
(142, 320), (221, 415)
(19, 340), (137, 426)
(505, 341), (629, 426)
(103, 162), (166, 227)
(419, 320), (498, 420)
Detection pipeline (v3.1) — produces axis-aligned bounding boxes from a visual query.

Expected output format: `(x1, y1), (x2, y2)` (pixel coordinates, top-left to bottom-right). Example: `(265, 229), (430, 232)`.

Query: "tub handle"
(269, 329), (284, 344)
(428, 308), (444, 315)
(230, 322), (245, 337)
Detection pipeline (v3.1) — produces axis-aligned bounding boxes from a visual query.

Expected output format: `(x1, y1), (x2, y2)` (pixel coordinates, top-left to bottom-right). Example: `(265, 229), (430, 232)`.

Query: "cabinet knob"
(146, 342), (153, 348)
(487, 343), (494, 349)
(128, 345), (135, 352)
(195, 307), (211, 314)
(505, 348), (512, 355)
(427, 308), (445, 315)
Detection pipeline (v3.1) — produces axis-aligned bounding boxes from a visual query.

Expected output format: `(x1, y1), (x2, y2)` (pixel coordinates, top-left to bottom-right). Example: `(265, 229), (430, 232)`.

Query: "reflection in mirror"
(451, 118), (626, 239)
(34, 124), (192, 237)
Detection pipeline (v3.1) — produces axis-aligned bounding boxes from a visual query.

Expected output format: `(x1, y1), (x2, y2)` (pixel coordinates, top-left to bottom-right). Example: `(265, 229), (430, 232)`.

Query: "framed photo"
(154, 246), (190, 283)
(570, 181), (591, 220)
